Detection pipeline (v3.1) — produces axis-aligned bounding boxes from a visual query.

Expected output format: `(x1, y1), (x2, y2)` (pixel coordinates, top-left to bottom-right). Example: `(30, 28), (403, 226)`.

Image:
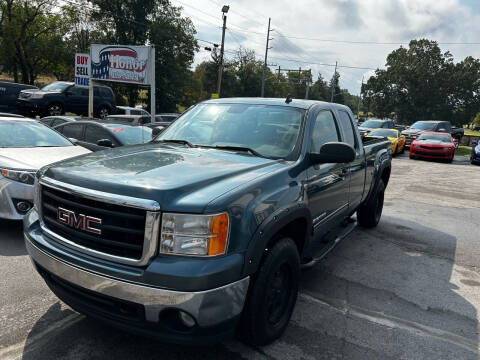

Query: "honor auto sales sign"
(75, 53), (91, 87)
(90, 45), (151, 84)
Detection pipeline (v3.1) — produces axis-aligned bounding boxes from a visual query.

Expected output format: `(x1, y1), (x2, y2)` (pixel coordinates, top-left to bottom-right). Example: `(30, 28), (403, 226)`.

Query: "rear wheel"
(357, 179), (385, 228)
(97, 106), (110, 119)
(240, 237), (300, 346)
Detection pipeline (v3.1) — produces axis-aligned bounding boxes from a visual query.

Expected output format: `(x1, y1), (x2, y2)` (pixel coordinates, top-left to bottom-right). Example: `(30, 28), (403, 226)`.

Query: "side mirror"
(97, 138), (113, 147)
(310, 142), (356, 164)
(472, 140), (478, 146)
(152, 126), (165, 137)
(68, 137), (78, 145)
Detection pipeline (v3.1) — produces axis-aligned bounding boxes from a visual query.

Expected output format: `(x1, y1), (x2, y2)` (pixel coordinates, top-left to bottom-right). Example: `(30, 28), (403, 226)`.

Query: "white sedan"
(0, 117), (90, 220)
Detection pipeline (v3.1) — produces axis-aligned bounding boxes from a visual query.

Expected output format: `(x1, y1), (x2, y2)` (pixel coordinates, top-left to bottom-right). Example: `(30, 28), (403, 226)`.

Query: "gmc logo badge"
(57, 207), (102, 235)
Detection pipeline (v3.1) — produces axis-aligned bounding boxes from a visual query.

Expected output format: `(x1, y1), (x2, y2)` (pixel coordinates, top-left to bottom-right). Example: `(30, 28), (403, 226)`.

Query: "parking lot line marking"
(299, 292), (480, 354)
(0, 313), (83, 360)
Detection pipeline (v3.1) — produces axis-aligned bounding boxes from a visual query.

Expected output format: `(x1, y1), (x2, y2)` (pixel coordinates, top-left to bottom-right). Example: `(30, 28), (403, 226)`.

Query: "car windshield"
(411, 122), (437, 130)
(106, 125), (152, 145)
(417, 134), (452, 142)
(0, 121), (73, 147)
(41, 82), (71, 92)
(155, 103), (305, 159)
(369, 129), (398, 138)
(361, 120), (384, 128)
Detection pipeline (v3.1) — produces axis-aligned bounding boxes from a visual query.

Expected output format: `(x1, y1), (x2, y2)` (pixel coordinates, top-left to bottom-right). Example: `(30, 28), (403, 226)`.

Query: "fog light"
(14, 200), (32, 214)
(178, 311), (196, 328)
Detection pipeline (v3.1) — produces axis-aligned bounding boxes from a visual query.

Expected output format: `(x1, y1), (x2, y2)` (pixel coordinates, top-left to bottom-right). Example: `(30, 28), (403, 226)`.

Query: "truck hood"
(43, 143), (285, 212)
(0, 146), (90, 170)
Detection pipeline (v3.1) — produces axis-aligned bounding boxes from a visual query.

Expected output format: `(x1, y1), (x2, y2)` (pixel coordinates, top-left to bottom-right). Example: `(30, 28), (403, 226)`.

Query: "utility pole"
(305, 69), (312, 99)
(330, 61), (338, 102)
(216, 5), (229, 97)
(261, 17), (272, 97)
(357, 75), (364, 119)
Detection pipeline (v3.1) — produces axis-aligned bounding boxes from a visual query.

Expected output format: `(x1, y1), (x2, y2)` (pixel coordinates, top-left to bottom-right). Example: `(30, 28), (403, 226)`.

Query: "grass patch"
(455, 145), (472, 157)
(464, 130), (480, 136)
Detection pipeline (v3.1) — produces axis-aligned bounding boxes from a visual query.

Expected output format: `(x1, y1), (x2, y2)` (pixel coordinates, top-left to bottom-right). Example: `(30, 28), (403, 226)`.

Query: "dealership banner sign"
(90, 45), (152, 85)
(74, 53), (90, 87)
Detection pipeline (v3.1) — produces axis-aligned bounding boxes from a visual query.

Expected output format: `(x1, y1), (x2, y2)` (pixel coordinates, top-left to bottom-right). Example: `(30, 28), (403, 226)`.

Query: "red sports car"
(409, 132), (456, 163)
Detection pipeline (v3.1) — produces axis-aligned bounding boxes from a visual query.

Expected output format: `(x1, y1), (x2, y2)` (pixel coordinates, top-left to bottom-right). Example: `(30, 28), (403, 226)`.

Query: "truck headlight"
(160, 213), (229, 256)
(0, 168), (35, 185)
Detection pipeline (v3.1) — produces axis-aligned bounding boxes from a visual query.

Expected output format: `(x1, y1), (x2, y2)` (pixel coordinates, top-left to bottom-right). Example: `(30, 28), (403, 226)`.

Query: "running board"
(301, 221), (357, 270)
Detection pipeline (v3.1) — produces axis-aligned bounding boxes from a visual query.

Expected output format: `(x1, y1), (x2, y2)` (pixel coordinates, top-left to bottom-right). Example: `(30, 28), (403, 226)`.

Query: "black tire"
(97, 106), (110, 119)
(357, 179), (385, 228)
(240, 237), (300, 346)
(46, 103), (63, 116)
(400, 144), (405, 154)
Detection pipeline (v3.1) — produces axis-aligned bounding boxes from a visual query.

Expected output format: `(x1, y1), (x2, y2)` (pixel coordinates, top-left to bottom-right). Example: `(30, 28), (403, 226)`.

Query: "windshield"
(41, 82), (71, 92)
(361, 120), (384, 128)
(411, 122), (437, 130)
(369, 129), (398, 138)
(106, 125), (152, 145)
(156, 103), (305, 159)
(417, 133), (452, 142)
(0, 121), (73, 147)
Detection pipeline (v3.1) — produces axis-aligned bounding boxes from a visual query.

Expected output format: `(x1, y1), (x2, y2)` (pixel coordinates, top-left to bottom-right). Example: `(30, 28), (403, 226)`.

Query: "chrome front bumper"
(25, 221), (249, 328)
(0, 177), (33, 220)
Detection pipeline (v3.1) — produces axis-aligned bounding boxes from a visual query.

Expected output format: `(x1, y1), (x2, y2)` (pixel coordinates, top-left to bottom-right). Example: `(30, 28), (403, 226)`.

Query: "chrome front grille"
(38, 177), (160, 266)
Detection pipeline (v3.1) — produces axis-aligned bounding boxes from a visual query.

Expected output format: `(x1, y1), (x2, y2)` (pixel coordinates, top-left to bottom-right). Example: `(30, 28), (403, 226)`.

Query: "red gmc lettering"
(57, 207), (102, 235)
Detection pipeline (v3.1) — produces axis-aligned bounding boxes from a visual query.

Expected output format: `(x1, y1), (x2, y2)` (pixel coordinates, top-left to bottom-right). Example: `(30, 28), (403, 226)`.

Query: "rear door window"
(337, 110), (357, 149)
(61, 123), (84, 140)
(85, 124), (114, 144)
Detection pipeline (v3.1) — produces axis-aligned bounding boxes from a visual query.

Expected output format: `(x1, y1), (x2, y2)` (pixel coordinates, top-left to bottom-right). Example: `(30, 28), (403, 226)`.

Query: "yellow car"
(366, 128), (406, 155)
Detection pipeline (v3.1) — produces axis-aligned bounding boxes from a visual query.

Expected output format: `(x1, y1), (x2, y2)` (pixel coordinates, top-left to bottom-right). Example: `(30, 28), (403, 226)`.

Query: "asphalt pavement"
(1, 155), (479, 360)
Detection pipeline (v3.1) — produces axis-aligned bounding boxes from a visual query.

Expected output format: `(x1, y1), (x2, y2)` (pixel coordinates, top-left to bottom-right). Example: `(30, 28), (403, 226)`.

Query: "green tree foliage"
(363, 39), (480, 126)
(0, 0), (69, 84)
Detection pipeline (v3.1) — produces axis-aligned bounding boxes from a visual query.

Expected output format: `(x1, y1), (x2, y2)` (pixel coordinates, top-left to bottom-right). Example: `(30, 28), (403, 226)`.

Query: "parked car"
(103, 114), (152, 126)
(0, 117), (90, 220)
(25, 98), (392, 345)
(0, 81), (38, 113)
(54, 120), (152, 151)
(366, 128), (406, 155)
(409, 132), (456, 162)
(154, 113), (179, 126)
(116, 106), (150, 116)
(402, 120), (464, 147)
(39, 115), (93, 128)
(358, 118), (396, 136)
(471, 140), (480, 165)
(17, 81), (116, 118)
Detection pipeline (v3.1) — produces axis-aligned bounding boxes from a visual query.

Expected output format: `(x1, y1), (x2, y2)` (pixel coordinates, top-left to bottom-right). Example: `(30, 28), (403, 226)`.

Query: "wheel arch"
(242, 205), (312, 277)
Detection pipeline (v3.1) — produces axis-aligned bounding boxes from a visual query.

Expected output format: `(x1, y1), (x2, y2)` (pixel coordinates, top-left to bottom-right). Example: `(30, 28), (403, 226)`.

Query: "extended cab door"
(336, 109), (366, 210)
(306, 109), (350, 237)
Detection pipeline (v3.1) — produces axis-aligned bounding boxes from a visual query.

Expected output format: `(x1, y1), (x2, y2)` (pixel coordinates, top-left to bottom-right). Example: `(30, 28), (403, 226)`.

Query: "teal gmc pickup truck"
(24, 98), (392, 345)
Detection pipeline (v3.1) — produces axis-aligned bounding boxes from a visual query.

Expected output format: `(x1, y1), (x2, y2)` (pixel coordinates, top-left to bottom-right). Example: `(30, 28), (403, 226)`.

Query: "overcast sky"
(172, 0), (480, 95)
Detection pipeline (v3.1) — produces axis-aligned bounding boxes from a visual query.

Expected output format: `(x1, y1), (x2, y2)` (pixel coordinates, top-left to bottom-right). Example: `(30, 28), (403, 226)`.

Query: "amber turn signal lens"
(208, 213), (229, 256)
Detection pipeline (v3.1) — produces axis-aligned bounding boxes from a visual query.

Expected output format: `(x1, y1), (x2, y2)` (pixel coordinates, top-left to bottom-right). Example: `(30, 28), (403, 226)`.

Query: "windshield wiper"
(200, 145), (270, 158)
(157, 139), (195, 148)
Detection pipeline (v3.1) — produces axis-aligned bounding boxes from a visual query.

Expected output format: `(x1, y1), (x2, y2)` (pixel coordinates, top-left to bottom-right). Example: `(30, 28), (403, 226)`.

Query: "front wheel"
(357, 179), (385, 228)
(239, 237), (300, 346)
(47, 103), (63, 116)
